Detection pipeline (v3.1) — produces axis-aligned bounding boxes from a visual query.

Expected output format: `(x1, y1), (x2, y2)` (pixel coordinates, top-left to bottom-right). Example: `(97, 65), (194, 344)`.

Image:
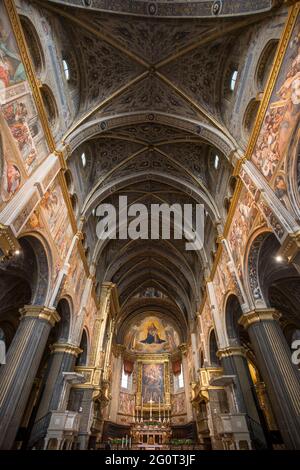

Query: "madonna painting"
(142, 363), (164, 403)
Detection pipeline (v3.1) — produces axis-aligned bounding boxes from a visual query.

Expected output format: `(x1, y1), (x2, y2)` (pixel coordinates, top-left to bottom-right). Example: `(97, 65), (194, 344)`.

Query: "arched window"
(0, 328), (6, 366)
(121, 367), (129, 388)
(76, 330), (88, 366)
(62, 59), (70, 81)
(230, 70), (238, 91)
(209, 330), (220, 367)
(214, 154), (220, 170)
(81, 152), (87, 168)
(121, 365), (132, 390)
(243, 99), (260, 138)
(20, 16), (44, 75)
(256, 40), (279, 91)
(70, 193), (78, 216)
(40, 85), (58, 128)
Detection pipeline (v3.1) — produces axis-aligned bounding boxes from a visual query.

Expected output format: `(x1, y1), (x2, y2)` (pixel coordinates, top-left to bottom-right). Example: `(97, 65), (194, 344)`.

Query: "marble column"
(239, 309), (300, 449)
(77, 388), (94, 450)
(217, 346), (268, 449)
(29, 343), (82, 445)
(0, 305), (60, 449)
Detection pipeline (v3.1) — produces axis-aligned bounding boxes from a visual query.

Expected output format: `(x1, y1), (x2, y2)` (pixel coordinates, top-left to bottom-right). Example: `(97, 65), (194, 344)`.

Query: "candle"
(150, 395), (152, 420)
(141, 397), (143, 421)
(159, 397), (161, 422)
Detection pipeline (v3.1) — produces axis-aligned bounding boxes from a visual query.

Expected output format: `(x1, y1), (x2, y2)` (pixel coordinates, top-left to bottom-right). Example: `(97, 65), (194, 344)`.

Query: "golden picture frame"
(136, 355), (171, 410)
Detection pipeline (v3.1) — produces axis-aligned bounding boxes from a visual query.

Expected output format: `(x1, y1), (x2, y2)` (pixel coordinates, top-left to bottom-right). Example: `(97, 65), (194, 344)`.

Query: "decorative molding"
(278, 230), (300, 262)
(0, 224), (21, 260)
(4, 0), (55, 153)
(39, 0), (275, 19)
(4, 0), (92, 281)
(19, 305), (60, 327)
(50, 343), (83, 357)
(238, 308), (282, 329)
(217, 346), (247, 359)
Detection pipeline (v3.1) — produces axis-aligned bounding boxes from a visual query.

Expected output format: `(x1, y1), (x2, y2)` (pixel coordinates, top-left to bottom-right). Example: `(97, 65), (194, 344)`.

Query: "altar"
(130, 356), (172, 448)
(131, 421), (171, 449)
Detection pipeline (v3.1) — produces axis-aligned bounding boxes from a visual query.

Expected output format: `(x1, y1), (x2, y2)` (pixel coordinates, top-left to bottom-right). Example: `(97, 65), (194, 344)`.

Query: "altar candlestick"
(159, 397), (161, 422)
(141, 397), (143, 422)
(150, 395), (152, 420)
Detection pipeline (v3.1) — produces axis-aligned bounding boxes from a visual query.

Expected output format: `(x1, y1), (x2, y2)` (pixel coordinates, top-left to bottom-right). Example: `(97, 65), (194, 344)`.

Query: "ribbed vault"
(43, 0), (282, 332)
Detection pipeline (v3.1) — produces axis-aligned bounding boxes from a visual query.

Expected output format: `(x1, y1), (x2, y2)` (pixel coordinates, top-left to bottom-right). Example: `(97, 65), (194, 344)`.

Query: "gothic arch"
(76, 328), (89, 366)
(55, 297), (72, 343)
(208, 328), (220, 367)
(18, 233), (51, 306)
(224, 293), (243, 347)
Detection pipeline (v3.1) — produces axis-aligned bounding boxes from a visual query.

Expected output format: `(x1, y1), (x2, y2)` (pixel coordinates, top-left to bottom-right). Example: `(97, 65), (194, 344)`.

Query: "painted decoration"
(0, 11), (26, 89)
(171, 392), (186, 415)
(119, 392), (135, 415)
(228, 186), (258, 279)
(142, 363), (164, 403)
(252, 17), (300, 182)
(0, 2), (48, 210)
(124, 315), (180, 353)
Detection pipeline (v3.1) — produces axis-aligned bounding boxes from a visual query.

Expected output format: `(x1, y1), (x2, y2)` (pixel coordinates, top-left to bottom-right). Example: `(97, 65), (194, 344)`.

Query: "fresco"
(252, 17), (300, 183)
(64, 250), (86, 310)
(171, 392), (186, 416)
(40, 181), (73, 260)
(0, 1), (47, 211)
(228, 186), (258, 279)
(0, 10), (26, 89)
(119, 392), (135, 416)
(142, 363), (164, 403)
(124, 315), (180, 353)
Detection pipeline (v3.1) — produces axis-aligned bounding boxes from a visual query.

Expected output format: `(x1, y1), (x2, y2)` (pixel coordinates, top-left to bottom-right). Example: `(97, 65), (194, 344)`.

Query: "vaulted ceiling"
(39, 0), (282, 331)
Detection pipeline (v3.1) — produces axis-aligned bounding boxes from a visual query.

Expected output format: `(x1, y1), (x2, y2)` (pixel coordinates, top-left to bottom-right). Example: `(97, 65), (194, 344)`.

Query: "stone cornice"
(217, 346), (247, 359)
(50, 343), (83, 357)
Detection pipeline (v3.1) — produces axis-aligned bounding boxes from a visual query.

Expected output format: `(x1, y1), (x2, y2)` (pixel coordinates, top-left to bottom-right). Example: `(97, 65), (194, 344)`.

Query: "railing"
(47, 410), (80, 433)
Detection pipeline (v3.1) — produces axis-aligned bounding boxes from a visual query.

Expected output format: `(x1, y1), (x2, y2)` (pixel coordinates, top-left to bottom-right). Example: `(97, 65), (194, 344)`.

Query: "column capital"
(217, 346), (247, 359)
(19, 305), (60, 327)
(277, 229), (300, 263)
(0, 224), (21, 260)
(112, 343), (126, 357)
(239, 308), (281, 330)
(50, 342), (83, 357)
(178, 343), (188, 355)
